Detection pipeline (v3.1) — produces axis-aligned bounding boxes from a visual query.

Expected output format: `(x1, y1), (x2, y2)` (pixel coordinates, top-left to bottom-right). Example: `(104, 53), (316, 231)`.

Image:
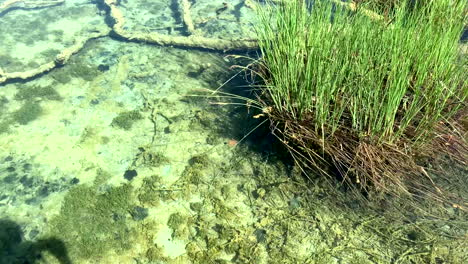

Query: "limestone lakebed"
(0, 1), (466, 263)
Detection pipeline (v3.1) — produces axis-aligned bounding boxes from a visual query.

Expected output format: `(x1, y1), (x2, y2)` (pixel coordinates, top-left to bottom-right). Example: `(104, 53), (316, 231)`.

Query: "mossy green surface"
(111, 110), (143, 130)
(0, 96), (12, 134)
(138, 175), (162, 206)
(167, 213), (186, 230)
(189, 153), (210, 166)
(46, 181), (135, 259)
(136, 147), (170, 167)
(145, 245), (168, 263)
(0, 220), (21, 254)
(93, 168), (113, 187)
(67, 62), (101, 81)
(15, 85), (62, 101)
(13, 102), (42, 125)
(180, 153), (212, 185)
(50, 69), (72, 84)
(0, 121), (11, 134)
(167, 212), (189, 240)
(145, 151), (170, 167)
(181, 163), (204, 185)
(39, 49), (61, 59)
(189, 202), (203, 213)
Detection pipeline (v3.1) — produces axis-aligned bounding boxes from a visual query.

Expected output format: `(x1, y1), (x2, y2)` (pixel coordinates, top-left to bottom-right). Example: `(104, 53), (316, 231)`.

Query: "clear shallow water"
(0, 1), (466, 263)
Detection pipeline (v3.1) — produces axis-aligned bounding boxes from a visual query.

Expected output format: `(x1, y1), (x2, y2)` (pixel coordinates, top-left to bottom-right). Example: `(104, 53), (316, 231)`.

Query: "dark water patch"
(131, 206), (148, 221)
(0, 154), (79, 207)
(97, 64), (110, 72)
(123, 169), (138, 181)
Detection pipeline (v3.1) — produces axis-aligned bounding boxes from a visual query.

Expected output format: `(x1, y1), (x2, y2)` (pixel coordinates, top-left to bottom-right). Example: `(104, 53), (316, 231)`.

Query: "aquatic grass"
(252, 0), (467, 199)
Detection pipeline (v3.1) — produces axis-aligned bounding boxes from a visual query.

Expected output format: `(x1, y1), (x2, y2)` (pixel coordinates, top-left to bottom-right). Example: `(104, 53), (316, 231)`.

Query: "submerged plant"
(250, 0), (467, 203)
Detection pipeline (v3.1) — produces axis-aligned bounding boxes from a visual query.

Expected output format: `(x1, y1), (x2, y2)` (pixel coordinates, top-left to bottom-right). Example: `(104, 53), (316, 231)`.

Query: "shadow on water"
(461, 27), (468, 43)
(0, 219), (72, 264)
(204, 52), (296, 168)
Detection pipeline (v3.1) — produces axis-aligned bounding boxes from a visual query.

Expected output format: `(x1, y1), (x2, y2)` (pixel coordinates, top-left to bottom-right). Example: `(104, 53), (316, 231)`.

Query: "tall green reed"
(254, 0), (467, 147)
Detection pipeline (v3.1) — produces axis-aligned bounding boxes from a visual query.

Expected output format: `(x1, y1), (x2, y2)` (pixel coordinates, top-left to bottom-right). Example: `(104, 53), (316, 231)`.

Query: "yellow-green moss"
(50, 69), (72, 84)
(46, 181), (135, 259)
(167, 212), (186, 230)
(146, 244), (168, 262)
(13, 102), (42, 125)
(68, 62), (101, 81)
(138, 175), (162, 206)
(181, 163), (204, 185)
(0, 120), (11, 134)
(93, 168), (112, 187)
(189, 153), (210, 166)
(137, 147), (170, 167)
(111, 110), (143, 130)
(15, 85), (62, 101)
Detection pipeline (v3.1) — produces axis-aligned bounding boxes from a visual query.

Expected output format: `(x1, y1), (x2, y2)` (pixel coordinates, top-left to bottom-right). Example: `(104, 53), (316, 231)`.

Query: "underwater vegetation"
(111, 110), (143, 130)
(251, 0), (467, 204)
(12, 102), (43, 125)
(0, 83), (63, 132)
(14, 85), (62, 101)
(44, 169), (135, 259)
(1, 0), (466, 263)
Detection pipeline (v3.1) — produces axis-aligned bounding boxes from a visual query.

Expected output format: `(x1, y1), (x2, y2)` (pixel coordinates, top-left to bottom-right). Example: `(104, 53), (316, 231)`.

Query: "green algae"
(0, 97), (12, 134)
(92, 168), (112, 186)
(146, 244), (169, 263)
(69, 63), (100, 81)
(189, 202), (203, 213)
(181, 163), (205, 185)
(180, 153), (212, 186)
(13, 102), (42, 125)
(189, 153), (210, 166)
(46, 178), (135, 259)
(50, 69), (72, 84)
(50, 30), (64, 43)
(167, 213), (186, 230)
(134, 146), (170, 167)
(15, 85), (62, 101)
(0, 120), (11, 134)
(138, 175), (162, 207)
(39, 49), (61, 59)
(111, 110), (143, 130)
(174, 148), (468, 264)
(148, 151), (170, 166)
(167, 212), (189, 240)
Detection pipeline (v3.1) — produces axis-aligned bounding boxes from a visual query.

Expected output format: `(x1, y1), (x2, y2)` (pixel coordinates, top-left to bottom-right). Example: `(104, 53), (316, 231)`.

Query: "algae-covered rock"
(181, 163), (204, 185)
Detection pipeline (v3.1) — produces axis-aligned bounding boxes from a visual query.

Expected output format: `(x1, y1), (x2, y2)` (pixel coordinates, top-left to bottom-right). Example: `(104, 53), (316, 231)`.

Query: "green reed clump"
(253, 0), (467, 196)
